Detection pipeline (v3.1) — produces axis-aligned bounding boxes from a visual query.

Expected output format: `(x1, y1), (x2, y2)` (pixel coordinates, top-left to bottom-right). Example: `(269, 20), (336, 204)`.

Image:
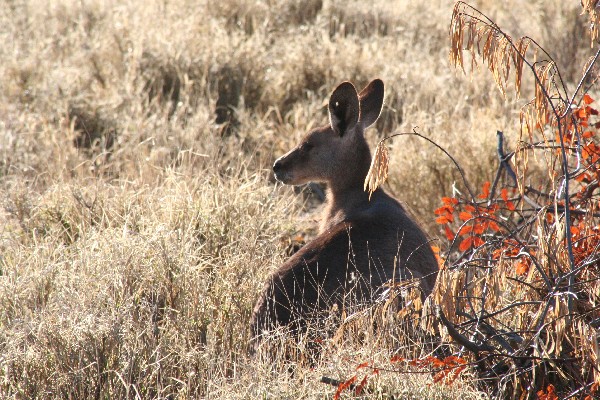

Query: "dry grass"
(0, 0), (592, 398)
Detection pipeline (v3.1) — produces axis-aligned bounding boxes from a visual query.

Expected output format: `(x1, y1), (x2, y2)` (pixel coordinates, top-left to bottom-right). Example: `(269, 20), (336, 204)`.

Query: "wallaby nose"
(273, 160), (282, 173)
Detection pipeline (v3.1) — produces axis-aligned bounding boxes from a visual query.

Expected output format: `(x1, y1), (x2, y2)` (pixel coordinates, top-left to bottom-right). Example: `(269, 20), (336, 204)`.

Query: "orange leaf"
(582, 143), (598, 160)
(444, 356), (467, 365)
(541, 384), (558, 400)
(492, 248), (503, 259)
(583, 93), (594, 104)
(464, 204), (477, 213)
(435, 205), (453, 215)
(583, 130), (595, 139)
(428, 356), (445, 368)
(473, 222), (486, 234)
(582, 146), (590, 160)
(356, 362), (370, 370)
(444, 226), (455, 241)
(433, 371), (446, 384)
(436, 215), (452, 224)
(442, 197), (459, 205)
(457, 225), (473, 236)
(334, 376), (357, 400)
(575, 173), (591, 182)
(488, 220), (500, 232)
(506, 201), (516, 211)
(472, 237), (485, 247)
(500, 188), (509, 202)
(478, 181), (491, 199)
(354, 375), (369, 395)
(390, 355), (405, 363)
(458, 237), (473, 252)
(459, 211), (473, 221)
(515, 258), (530, 275)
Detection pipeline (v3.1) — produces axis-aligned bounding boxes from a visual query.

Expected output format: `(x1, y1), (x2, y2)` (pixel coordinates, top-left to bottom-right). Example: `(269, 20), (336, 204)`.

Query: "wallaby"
(251, 79), (438, 340)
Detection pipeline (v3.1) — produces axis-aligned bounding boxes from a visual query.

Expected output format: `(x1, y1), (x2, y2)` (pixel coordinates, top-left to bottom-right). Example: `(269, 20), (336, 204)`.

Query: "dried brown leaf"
(449, 4), (465, 69)
(364, 141), (389, 200)
(512, 38), (530, 96)
(581, 0), (600, 46)
(533, 62), (556, 129)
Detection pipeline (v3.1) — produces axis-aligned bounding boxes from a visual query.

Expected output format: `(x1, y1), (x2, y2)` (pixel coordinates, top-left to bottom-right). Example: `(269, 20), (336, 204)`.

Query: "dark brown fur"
(251, 79), (438, 339)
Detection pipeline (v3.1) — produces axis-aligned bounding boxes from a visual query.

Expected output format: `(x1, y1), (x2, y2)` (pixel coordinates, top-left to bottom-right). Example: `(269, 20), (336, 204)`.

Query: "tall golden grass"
(0, 0), (594, 398)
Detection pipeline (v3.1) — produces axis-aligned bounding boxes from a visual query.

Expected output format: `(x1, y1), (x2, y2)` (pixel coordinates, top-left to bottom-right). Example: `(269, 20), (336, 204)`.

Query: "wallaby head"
(272, 79), (384, 195)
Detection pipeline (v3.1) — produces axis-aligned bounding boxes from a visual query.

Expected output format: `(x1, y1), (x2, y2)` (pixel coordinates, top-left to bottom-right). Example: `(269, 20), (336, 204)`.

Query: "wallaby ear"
(358, 79), (384, 128)
(328, 81), (359, 136)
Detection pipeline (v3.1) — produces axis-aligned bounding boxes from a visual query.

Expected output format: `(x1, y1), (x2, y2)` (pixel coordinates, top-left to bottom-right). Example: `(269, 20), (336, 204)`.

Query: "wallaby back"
(252, 79), (438, 340)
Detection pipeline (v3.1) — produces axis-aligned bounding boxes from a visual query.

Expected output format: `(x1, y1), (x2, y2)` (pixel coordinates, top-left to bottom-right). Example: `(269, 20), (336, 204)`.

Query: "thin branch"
(560, 46), (600, 118)
(458, 301), (542, 326)
(489, 131), (517, 204)
(375, 128), (477, 201)
(437, 307), (496, 353)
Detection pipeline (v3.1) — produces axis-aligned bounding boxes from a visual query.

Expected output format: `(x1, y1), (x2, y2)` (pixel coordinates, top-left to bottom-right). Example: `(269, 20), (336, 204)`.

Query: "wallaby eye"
(299, 142), (313, 153)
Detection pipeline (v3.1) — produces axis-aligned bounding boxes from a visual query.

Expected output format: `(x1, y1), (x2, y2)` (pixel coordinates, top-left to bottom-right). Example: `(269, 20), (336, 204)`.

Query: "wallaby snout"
(272, 159), (286, 182)
(272, 148), (306, 184)
(272, 150), (302, 184)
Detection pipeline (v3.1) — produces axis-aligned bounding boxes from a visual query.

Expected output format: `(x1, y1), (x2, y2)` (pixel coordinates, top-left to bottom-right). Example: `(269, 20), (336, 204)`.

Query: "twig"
(489, 131), (517, 204)
(437, 307), (496, 353)
(382, 128), (477, 202)
(458, 301), (541, 326)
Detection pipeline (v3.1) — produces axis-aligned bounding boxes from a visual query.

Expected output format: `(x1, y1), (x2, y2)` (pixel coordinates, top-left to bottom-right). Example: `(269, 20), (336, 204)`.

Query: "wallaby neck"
(320, 138), (374, 232)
